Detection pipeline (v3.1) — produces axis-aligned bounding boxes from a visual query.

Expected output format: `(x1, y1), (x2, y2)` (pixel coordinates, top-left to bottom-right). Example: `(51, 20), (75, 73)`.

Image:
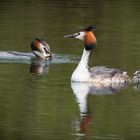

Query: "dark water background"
(0, 0), (140, 139)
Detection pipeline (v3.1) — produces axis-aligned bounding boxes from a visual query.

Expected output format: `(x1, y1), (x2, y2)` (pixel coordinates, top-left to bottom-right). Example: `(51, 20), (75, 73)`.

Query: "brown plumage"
(31, 39), (42, 52)
(84, 31), (96, 45)
(31, 38), (52, 59)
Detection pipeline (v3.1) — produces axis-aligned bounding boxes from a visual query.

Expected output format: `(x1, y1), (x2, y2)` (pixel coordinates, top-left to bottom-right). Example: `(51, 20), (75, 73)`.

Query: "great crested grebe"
(31, 38), (53, 59)
(64, 25), (130, 84)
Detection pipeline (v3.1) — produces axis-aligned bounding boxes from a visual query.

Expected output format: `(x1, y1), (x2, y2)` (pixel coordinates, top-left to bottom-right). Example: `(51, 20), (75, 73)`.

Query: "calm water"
(0, 0), (140, 139)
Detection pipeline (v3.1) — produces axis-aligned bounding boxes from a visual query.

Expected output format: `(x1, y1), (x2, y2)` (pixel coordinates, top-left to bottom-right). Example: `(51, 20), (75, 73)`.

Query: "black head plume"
(81, 24), (96, 31)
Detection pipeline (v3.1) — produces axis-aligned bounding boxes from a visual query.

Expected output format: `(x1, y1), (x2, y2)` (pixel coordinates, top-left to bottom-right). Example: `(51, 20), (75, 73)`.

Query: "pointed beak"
(44, 47), (53, 60)
(47, 51), (53, 60)
(48, 52), (53, 60)
(64, 34), (76, 38)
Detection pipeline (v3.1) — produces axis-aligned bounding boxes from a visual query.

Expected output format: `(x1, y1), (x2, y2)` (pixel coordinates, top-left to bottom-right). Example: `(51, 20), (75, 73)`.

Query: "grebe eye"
(74, 32), (80, 36)
(78, 32), (80, 35)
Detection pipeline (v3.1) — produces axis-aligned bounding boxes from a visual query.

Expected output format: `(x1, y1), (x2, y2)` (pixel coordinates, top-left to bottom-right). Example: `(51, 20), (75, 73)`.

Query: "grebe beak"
(44, 49), (53, 60)
(64, 24), (96, 39)
(48, 52), (53, 60)
(44, 53), (53, 60)
(64, 33), (78, 38)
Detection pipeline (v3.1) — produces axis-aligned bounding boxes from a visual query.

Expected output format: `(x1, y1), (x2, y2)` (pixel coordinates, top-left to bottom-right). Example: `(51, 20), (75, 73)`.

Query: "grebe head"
(64, 24), (97, 50)
(31, 38), (53, 60)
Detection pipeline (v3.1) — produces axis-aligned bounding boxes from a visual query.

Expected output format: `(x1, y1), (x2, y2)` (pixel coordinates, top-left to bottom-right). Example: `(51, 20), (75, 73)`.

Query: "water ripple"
(0, 51), (79, 64)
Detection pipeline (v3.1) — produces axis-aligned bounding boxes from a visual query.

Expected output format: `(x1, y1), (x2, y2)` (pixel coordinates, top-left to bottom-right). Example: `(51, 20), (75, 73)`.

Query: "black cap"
(81, 24), (96, 31)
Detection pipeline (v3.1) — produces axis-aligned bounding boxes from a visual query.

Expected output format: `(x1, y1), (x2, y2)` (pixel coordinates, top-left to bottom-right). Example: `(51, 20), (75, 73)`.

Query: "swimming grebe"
(64, 25), (130, 84)
(31, 38), (53, 59)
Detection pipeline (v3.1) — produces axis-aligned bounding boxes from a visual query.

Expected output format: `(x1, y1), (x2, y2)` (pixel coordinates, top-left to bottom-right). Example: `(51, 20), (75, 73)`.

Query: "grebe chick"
(31, 38), (53, 60)
(64, 25), (130, 84)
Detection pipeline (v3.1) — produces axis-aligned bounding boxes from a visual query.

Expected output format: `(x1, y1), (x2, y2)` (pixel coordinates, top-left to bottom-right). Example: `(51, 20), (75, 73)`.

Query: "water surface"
(0, 0), (140, 139)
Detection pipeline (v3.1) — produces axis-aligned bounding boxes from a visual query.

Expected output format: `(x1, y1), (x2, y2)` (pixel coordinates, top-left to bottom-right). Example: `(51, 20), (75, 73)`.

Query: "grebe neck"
(78, 48), (91, 68)
(71, 48), (91, 82)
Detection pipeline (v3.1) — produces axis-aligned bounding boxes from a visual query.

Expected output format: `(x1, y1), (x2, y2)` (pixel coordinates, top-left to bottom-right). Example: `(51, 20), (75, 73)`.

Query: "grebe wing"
(90, 66), (125, 78)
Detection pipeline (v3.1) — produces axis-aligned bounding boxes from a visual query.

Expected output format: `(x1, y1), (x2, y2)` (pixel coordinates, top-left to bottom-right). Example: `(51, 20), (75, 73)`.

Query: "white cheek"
(40, 44), (46, 52)
(75, 32), (85, 41)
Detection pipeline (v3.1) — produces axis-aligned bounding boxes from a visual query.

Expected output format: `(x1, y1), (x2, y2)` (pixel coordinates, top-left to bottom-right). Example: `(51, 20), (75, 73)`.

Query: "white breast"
(71, 65), (91, 82)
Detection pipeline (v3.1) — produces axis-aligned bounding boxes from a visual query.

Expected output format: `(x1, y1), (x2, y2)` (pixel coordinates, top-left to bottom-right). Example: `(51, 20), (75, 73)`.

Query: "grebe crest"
(64, 25), (130, 84)
(31, 38), (52, 60)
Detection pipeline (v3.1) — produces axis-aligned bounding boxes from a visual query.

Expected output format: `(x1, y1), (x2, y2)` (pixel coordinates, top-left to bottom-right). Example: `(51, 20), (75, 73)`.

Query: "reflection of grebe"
(30, 58), (49, 75)
(71, 82), (92, 136)
(71, 82), (127, 117)
(31, 38), (53, 59)
(64, 25), (130, 84)
(71, 82), (128, 136)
